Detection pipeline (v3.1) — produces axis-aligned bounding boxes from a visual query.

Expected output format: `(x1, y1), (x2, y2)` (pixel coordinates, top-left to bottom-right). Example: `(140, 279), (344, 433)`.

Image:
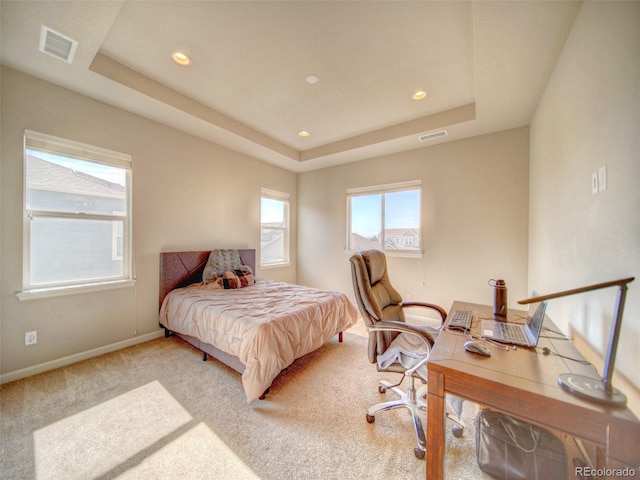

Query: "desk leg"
(427, 369), (445, 480)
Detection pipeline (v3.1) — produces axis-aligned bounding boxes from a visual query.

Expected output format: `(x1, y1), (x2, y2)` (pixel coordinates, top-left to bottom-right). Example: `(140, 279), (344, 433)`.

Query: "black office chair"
(349, 249), (464, 459)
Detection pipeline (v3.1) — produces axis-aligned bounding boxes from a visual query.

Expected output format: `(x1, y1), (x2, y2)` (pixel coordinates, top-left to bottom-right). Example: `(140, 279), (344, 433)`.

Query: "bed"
(159, 249), (358, 403)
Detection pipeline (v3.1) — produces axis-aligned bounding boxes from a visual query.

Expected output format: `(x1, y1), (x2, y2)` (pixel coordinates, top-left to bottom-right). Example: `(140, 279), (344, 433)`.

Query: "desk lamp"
(518, 277), (634, 407)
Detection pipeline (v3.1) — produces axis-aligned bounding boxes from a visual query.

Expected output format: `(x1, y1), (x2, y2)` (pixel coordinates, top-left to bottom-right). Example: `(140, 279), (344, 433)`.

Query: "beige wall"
(2, 0), (637, 413)
(529, 2), (639, 392)
(0, 67), (297, 378)
(297, 127), (530, 318)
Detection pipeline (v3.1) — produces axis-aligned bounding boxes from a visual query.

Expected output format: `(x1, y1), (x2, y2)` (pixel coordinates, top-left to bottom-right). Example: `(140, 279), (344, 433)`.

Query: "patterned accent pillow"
(202, 249), (243, 284)
(208, 266), (255, 289)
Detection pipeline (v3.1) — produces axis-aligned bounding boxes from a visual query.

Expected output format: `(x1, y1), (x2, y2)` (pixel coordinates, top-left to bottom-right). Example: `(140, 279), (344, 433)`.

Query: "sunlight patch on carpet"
(33, 381), (192, 479)
(117, 422), (259, 479)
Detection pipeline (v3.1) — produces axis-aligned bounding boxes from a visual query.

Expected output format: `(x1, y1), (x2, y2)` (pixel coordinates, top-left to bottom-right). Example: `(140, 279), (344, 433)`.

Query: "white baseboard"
(0, 330), (165, 385)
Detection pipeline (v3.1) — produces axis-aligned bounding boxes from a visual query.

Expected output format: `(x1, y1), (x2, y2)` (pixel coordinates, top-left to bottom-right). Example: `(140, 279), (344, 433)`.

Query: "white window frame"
(112, 218), (124, 261)
(260, 188), (290, 268)
(18, 130), (134, 300)
(346, 180), (422, 257)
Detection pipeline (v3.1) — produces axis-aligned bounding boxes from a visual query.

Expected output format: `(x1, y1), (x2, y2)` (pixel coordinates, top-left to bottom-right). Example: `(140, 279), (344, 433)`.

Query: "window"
(347, 181), (421, 254)
(20, 130), (133, 297)
(260, 188), (290, 267)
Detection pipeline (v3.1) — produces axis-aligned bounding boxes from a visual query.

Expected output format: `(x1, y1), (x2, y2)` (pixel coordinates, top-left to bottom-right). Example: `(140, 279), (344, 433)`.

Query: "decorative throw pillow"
(209, 266), (255, 289)
(202, 249), (243, 284)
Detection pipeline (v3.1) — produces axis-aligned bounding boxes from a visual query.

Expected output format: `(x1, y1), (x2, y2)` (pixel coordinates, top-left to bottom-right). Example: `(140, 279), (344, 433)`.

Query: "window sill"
(17, 279), (136, 301)
(259, 262), (291, 270)
(344, 250), (423, 259)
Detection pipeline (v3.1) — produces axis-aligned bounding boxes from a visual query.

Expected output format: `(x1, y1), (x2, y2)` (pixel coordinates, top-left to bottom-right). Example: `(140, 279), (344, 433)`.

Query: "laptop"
(480, 293), (547, 347)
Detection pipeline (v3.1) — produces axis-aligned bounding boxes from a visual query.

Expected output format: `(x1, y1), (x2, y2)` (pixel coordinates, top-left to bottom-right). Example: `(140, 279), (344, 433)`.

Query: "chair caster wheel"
(414, 447), (425, 460)
(366, 413), (375, 423)
(452, 425), (464, 438)
(378, 385), (387, 394)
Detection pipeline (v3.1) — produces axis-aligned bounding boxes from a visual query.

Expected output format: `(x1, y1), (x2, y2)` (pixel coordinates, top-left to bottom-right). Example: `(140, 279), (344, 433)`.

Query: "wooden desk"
(426, 301), (640, 479)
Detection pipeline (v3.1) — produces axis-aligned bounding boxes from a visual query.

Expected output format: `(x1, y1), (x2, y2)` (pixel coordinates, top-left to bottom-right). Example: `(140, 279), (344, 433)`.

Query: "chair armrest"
(400, 301), (447, 324)
(369, 320), (436, 348)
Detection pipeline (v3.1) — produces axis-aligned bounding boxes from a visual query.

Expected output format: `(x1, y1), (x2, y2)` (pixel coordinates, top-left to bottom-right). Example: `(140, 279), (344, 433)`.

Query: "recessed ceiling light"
(298, 131), (310, 137)
(172, 51), (191, 66)
(306, 74), (319, 84)
(412, 90), (427, 100)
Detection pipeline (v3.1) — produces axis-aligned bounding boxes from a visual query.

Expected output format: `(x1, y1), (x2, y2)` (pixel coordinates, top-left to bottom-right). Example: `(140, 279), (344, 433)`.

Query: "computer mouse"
(464, 340), (491, 357)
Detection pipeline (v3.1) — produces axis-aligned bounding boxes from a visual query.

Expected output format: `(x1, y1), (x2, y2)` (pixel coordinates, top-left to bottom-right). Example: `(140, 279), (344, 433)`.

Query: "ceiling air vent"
(418, 130), (448, 142)
(39, 25), (78, 63)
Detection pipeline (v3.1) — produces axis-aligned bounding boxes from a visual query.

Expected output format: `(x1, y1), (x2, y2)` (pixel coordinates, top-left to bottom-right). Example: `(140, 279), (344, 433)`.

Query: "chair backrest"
(349, 249), (406, 363)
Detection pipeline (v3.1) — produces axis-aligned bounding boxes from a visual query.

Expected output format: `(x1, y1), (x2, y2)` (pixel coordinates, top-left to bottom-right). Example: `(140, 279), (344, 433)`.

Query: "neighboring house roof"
(384, 228), (419, 238)
(26, 155), (125, 197)
(350, 233), (380, 251)
(350, 229), (420, 251)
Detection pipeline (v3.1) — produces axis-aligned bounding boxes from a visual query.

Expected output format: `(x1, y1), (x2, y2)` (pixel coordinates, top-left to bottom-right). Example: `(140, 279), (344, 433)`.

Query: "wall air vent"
(418, 130), (448, 142)
(39, 26), (78, 63)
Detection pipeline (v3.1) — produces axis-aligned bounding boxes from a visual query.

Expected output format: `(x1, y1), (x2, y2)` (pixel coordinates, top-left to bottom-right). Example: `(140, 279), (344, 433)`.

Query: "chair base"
(366, 377), (427, 459)
(366, 377), (466, 459)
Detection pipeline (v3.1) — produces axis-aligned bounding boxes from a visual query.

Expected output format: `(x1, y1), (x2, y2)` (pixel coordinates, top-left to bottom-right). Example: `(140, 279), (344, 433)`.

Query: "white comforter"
(159, 279), (358, 403)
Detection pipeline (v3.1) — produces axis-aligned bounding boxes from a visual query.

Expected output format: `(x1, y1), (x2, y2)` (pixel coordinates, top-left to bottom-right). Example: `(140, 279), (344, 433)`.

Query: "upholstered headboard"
(159, 249), (256, 308)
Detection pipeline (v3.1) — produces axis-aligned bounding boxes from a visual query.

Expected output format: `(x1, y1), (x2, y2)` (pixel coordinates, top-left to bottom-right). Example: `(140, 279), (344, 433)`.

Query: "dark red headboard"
(159, 249), (256, 308)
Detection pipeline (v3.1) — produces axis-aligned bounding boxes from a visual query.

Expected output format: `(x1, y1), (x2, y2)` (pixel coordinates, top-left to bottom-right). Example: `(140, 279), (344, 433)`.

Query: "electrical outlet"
(25, 330), (37, 346)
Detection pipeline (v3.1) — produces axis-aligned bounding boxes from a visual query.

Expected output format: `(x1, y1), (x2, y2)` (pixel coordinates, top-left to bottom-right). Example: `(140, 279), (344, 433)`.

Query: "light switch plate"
(598, 165), (607, 191)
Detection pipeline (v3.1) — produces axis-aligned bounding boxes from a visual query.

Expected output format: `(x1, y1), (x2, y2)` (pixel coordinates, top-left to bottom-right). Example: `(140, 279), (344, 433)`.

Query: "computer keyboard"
(448, 309), (473, 331)
(496, 323), (527, 343)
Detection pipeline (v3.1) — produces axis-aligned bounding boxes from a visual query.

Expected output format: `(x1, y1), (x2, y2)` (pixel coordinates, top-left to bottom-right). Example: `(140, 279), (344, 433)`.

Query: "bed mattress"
(159, 278), (358, 403)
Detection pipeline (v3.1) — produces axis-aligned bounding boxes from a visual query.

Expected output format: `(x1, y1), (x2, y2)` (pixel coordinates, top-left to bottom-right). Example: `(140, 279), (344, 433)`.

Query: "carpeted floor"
(1, 326), (489, 479)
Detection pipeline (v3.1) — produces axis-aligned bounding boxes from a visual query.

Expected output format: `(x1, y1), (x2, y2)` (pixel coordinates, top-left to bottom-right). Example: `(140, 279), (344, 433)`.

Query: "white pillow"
(202, 249), (243, 284)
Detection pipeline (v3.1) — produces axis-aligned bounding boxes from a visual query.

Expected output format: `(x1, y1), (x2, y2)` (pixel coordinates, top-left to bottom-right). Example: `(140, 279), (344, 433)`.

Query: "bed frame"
(159, 248), (345, 400)
(159, 249), (256, 375)
(159, 249), (256, 308)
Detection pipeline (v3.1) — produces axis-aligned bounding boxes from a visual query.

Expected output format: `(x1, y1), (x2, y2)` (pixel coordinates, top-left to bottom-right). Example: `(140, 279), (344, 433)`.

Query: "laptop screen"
(525, 292), (547, 340)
